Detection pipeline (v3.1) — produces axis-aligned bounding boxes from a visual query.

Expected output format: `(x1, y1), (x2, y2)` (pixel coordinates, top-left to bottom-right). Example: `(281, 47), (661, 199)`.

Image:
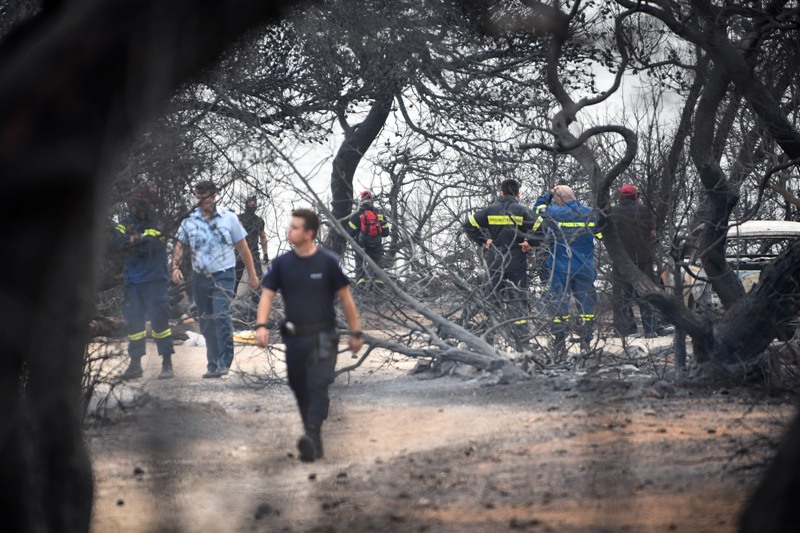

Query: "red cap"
(619, 185), (638, 198)
(360, 190), (373, 200)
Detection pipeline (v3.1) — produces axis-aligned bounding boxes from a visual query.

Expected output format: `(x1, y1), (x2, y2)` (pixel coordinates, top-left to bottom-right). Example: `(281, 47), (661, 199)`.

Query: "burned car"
(680, 220), (800, 313)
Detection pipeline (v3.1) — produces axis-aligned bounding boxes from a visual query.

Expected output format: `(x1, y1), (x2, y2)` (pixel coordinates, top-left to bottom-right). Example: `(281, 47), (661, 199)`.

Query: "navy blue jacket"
(463, 195), (537, 272)
(533, 193), (602, 275)
(112, 211), (169, 284)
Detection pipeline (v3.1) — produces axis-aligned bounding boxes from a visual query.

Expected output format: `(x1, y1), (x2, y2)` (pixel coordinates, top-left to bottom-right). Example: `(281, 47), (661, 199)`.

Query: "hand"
(484, 239), (493, 249)
(520, 241), (532, 253)
(248, 275), (260, 291)
(349, 335), (364, 354)
(255, 327), (269, 348)
(262, 255), (269, 264)
(171, 268), (183, 285)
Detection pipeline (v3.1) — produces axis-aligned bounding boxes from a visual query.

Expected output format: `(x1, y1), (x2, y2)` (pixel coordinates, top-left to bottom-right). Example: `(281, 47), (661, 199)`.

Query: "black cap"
(195, 180), (218, 195)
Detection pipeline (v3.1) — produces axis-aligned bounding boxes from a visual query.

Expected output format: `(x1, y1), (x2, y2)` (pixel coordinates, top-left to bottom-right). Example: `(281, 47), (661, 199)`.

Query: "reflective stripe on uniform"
(143, 228), (162, 239)
(128, 331), (146, 341)
(468, 214), (481, 228)
(151, 328), (172, 339)
(556, 220), (602, 239)
(487, 215), (524, 225)
(557, 221), (596, 228)
(116, 224), (126, 234)
(579, 314), (595, 321)
(513, 319), (528, 325)
(348, 221), (358, 230)
(552, 315), (570, 324)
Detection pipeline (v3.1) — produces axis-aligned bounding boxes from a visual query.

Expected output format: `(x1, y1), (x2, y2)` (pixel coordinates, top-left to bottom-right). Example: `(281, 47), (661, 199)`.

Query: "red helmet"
(360, 190), (374, 200)
(619, 184), (638, 198)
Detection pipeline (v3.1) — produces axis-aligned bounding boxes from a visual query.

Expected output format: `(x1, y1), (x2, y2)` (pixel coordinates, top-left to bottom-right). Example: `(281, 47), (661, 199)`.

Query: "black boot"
(158, 354), (174, 380)
(307, 425), (323, 459)
(120, 357), (143, 381)
(297, 425), (323, 462)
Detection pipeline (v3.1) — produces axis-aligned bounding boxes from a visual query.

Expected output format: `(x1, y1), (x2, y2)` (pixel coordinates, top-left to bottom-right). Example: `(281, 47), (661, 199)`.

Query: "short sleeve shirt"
(261, 247), (350, 326)
(176, 206), (246, 274)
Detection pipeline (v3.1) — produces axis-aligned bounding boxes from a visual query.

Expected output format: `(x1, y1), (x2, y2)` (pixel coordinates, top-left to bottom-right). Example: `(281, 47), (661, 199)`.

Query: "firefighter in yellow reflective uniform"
(463, 179), (538, 351)
(111, 186), (174, 380)
(533, 185), (602, 355)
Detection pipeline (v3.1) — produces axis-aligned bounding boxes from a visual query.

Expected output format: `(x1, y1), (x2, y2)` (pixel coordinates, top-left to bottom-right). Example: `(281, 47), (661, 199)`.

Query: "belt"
(195, 266), (234, 278)
(281, 320), (336, 337)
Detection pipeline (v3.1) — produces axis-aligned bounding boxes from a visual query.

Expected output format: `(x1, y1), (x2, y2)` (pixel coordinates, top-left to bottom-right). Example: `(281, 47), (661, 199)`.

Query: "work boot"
(306, 425), (324, 459)
(158, 354), (174, 380)
(297, 434), (317, 462)
(120, 358), (143, 381)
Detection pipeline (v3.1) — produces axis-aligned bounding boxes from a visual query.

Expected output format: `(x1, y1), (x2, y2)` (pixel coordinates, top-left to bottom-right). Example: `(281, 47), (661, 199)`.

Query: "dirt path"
(87, 340), (795, 532)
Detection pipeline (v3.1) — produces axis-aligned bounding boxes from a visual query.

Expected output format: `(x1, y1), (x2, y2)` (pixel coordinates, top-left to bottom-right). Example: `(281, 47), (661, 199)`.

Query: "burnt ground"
(86, 339), (796, 532)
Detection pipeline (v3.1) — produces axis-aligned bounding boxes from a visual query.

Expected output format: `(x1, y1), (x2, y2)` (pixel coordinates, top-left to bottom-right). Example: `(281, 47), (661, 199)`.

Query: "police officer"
(532, 185), (602, 354)
(463, 179), (538, 351)
(255, 208), (363, 462)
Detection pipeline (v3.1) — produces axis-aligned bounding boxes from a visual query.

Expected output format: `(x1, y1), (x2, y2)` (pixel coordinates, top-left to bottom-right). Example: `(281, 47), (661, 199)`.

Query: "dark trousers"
(354, 244), (383, 286)
(612, 262), (659, 335)
(192, 268), (235, 372)
(487, 268), (529, 344)
(283, 331), (338, 430)
(123, 279), (174, 358)
(234, 254), (263, 295)
(550, 265), (597, 341)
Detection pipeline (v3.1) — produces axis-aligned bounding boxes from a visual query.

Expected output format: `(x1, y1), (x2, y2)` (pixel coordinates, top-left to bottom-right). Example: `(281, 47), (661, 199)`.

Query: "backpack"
(358, 208), (383, 245)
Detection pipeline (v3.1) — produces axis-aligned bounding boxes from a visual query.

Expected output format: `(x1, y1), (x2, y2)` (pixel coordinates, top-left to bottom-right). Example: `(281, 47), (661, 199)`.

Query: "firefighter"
(533, 184), (602, 355)
(463, 179), (538, 351)
(346, 190), (390, 288)
(112, 186), (175, 380)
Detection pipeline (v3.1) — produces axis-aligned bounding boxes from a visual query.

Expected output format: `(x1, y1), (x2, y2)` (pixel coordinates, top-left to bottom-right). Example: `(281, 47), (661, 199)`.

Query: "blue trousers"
(550, 264), (597, 341)
(123, 279), (174, 358)
(192, 268), (235, 372)
(284, 331), (338, 430)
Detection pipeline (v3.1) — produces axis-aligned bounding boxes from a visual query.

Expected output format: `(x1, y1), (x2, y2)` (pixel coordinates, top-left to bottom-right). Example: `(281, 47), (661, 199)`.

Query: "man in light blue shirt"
(172, 180), (259, 378)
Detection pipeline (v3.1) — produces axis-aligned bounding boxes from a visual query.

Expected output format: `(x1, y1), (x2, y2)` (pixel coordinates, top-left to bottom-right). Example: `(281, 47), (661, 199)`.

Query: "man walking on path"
(463, 179), (538, 351)
(255, 208), (363, 462)
(608, 184), (674, 338)
(172, 180), (259, 378)
(533, 185), (602, 354)
(113, 186), (175, 380)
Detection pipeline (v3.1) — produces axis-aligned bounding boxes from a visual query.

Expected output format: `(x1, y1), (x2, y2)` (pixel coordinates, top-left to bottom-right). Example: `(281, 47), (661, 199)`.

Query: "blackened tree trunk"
(328, 91), (393, 255)
(0, 1), (304, 530)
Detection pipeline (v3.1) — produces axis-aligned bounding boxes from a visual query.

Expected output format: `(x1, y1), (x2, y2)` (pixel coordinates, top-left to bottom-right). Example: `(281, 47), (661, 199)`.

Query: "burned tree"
(0, 1), (307, 530)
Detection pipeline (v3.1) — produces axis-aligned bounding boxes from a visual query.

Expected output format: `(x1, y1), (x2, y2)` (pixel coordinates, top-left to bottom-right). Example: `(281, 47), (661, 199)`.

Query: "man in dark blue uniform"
(255, 208), (363, 462)
(533, 185), (602, 354)
(463, 179), (538, 351)
(112, 186), (175, 380)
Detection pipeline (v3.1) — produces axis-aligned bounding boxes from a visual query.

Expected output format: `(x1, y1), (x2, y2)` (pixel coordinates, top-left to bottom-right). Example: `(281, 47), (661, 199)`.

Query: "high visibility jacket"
(533, 194), (602, 275)
(112, 211), (169, 284)
(463, 195), (537, 272)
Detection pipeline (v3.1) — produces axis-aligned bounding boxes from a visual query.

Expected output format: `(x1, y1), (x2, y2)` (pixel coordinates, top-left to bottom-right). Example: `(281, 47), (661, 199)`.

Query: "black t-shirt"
(261, 247), (350, 326)
(238, 211), (265, 256)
